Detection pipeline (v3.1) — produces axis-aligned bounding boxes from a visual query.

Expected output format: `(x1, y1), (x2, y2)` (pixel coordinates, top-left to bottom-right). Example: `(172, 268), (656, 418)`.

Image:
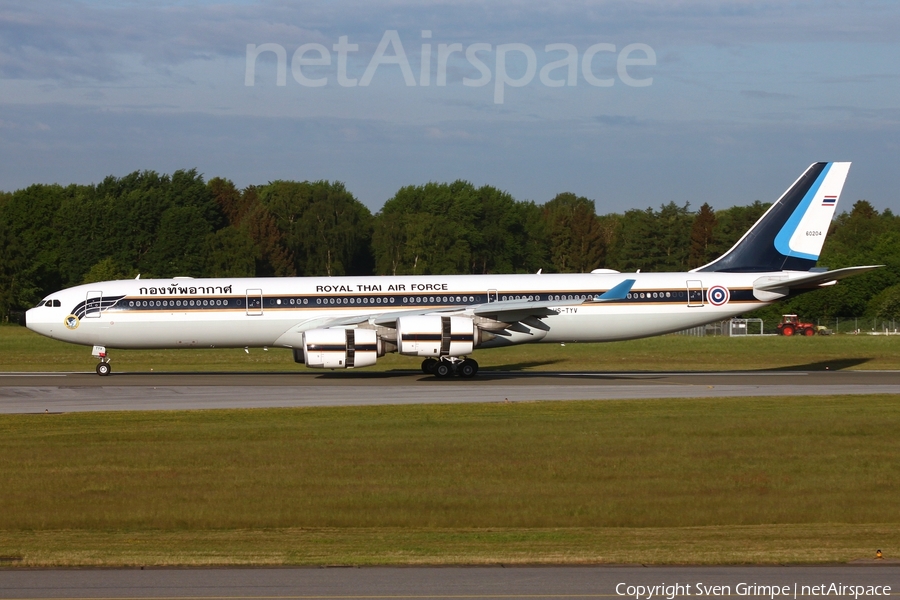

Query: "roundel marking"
(64, 315), (80, 330)
(707, 285), (730, 307)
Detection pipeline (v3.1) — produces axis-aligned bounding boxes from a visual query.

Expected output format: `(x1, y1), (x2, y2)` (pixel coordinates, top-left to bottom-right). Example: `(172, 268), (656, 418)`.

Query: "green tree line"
(1, 170), (897, 322)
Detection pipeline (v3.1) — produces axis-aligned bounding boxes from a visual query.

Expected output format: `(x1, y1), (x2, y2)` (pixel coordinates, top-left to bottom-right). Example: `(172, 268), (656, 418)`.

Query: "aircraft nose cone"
(26, 312), (52, 338)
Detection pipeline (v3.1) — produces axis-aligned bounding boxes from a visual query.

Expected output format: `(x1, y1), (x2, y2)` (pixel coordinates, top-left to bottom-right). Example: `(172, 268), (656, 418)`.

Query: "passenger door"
(686, 280), (704, 307)
(85, 291), (103, 318)
(246, 289), (263, 316)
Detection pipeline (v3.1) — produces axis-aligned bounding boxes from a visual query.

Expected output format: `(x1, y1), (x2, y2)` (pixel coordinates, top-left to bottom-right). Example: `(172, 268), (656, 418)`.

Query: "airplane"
(25, 162), (879, 377)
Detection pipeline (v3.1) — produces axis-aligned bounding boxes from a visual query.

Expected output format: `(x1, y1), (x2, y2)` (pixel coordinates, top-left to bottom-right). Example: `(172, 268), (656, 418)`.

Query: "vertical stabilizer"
(696, 162), (851, 273)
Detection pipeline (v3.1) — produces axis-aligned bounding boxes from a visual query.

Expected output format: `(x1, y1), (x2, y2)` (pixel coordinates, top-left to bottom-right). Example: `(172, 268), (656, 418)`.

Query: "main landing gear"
(421, 357), (479, 378)
(93, 345), (111, 376)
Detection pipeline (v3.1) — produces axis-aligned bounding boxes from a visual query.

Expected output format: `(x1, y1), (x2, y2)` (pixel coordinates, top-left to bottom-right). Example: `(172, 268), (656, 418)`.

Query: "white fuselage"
(26, 272), (773, 351)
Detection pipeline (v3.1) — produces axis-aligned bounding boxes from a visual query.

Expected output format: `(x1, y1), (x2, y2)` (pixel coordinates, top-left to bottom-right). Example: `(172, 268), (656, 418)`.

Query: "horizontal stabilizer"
(753, 265), (882, 301)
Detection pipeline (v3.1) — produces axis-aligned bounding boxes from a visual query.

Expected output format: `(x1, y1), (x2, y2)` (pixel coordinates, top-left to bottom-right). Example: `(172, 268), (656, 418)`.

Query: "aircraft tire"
(421, 358), (438, 374)
(96, 362), (111, 376)
(434, 362), (452, 378)
(459, 359), (478, 378)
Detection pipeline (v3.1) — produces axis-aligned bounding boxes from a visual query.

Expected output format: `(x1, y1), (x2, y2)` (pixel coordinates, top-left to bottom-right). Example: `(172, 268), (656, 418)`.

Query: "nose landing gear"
(93, 345), (111, 376)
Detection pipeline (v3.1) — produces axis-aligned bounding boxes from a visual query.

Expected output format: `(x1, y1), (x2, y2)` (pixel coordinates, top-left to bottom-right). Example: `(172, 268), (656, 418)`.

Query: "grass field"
(1, 395), (898, 566)
(2, 323), (899, 372)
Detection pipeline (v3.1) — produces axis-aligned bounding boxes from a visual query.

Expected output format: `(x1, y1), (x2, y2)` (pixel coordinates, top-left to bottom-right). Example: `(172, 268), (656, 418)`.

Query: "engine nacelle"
(296, 328), (379, 369)
(397, 315), (476, 357)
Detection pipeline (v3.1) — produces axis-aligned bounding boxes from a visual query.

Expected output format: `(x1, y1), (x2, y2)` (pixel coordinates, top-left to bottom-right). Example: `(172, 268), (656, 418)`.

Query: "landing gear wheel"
(96, 362), (111, 376)
(458, 359), (479, 378)
(421, 358), (438, 374)
(434, 362), (452, 378)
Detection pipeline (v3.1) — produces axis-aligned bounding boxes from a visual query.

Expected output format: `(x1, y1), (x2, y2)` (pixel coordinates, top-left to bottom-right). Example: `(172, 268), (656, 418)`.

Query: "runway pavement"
(0, 565), (897, 599)
(1, 370), (899, 413)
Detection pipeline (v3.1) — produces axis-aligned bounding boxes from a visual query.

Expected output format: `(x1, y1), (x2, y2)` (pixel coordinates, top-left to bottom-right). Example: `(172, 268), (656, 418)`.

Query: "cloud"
(3, 0), (899, 84)
(0, 1), (324, 81)
(1, 102), (897, 213)
(809, 105), (900, 125)
(593, 115), (645, 127)
(817, 73), (899, 85)
(0, 0), (897, 216)
(424, 126), (478, 140)
(740, 90), (793, 99)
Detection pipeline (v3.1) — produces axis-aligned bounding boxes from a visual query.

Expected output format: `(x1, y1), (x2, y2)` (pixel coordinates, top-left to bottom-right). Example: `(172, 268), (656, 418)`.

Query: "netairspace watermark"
(615, 582), (893, 600)
(245, 30), (656, 104)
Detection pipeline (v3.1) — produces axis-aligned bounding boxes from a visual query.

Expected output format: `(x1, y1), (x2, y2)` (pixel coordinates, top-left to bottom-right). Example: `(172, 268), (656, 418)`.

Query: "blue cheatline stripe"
(773, 162), (832, 261)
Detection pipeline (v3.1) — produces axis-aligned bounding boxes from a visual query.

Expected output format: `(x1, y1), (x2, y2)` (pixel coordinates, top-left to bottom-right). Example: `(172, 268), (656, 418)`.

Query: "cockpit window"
(53, 300), (61, 307)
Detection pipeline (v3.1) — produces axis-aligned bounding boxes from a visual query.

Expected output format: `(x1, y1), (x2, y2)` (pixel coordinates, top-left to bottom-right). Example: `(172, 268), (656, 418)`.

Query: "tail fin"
(696, 162), (851, 273)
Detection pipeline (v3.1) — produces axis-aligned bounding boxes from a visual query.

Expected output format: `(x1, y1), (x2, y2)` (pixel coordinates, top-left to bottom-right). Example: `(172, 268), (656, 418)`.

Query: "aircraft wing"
(289, 279), (636, 331)
(753, 265), (882, 300)
(379, 278), (635, 326)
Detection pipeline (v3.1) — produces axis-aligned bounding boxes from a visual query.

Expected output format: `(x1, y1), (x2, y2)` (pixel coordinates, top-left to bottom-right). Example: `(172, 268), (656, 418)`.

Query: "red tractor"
(776, 314), (817, 337)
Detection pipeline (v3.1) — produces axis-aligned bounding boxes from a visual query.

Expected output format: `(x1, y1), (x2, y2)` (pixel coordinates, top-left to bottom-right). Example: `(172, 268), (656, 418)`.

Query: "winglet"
(594, 279), (636, 302)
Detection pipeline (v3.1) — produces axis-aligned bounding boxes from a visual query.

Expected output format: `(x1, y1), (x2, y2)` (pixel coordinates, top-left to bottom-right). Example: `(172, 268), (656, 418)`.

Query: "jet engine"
(396, 315), (477, 357)
(293, 328), (380, 369)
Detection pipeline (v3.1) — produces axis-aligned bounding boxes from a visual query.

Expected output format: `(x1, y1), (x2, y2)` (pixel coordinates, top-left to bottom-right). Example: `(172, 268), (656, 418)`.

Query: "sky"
(1, 0), (898, 214)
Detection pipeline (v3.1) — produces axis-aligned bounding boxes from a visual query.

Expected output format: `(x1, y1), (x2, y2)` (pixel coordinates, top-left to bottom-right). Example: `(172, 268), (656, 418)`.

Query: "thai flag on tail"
(823, 195), (837, 206)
